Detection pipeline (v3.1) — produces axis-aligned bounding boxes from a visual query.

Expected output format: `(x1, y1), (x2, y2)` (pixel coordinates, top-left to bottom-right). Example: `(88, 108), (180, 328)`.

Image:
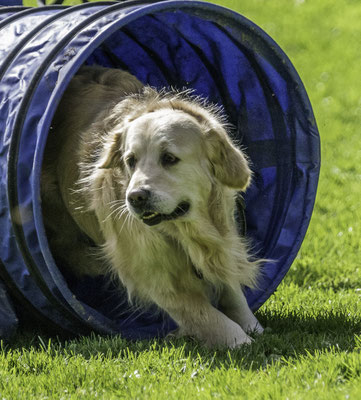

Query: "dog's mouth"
(141, 201), (190, 226)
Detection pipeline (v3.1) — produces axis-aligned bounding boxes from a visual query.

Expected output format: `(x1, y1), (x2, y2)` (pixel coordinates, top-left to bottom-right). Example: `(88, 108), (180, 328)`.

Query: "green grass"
(2, 0), (361, 399)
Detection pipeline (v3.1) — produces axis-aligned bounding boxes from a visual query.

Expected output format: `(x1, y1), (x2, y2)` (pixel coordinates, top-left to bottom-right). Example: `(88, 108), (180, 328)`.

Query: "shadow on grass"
(3, 308), (360, 371)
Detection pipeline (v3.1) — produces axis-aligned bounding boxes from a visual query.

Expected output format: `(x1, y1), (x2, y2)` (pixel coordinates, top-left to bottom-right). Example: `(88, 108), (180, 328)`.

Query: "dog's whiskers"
(108, 199), (124, 206)
(113, 206), (129, 223)
(108, 202), (125, 212)
(102, 202), (135, 234)
(115, 206), (128, 221)
(102, 200), (127, 223)
(117, 211), (135, 235)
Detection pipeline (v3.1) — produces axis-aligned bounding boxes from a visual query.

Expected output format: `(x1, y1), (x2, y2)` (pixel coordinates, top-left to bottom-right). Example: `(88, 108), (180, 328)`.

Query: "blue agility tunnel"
(0, 0), (320, 339)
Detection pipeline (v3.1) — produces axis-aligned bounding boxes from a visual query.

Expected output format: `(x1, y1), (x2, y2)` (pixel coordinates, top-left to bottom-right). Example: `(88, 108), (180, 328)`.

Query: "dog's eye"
(161, 152), (180, 167)
(126, 154), (137, 169)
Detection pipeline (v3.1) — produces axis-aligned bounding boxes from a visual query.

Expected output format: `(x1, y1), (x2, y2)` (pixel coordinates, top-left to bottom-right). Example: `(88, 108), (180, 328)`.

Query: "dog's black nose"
(127, 189), (151, 211)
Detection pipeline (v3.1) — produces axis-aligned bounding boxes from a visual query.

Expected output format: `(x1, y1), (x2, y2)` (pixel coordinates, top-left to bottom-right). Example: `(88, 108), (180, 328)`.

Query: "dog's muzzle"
(127, 189), (190, 226)
(140, 201), (190, 226)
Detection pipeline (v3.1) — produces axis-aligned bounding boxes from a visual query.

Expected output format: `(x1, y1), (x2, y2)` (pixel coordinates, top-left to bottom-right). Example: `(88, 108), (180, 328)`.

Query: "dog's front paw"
(240, 313), (264, 335)
(224, 331), (253, 349)
(166, 318), (252, 349)
(221, 322), (253, 348)
(249, 321), (264, 335)
(202, 315), (253, 349)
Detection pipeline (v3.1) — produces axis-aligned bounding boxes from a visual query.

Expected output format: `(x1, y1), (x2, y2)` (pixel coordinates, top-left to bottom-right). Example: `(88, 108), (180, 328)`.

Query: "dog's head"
(99, 89), (251, 227)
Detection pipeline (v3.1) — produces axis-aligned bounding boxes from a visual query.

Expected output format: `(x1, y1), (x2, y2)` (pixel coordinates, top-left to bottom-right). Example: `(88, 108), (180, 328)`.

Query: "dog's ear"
(205, 127), (251, 190)
(98, 131), (123, 169)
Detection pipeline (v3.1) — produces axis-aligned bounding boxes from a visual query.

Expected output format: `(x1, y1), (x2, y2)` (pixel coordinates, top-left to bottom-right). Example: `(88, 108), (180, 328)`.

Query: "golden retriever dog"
(41, 65), (263, 348)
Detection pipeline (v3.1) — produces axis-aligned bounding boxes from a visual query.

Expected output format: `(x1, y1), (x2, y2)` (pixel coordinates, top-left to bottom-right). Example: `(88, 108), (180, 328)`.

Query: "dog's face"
(99, 97), (252, 227)
(123, 109), (211, 226)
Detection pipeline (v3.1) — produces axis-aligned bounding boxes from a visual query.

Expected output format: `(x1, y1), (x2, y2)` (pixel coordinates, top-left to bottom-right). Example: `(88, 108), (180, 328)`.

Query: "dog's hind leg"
(219, 285), (264, 335)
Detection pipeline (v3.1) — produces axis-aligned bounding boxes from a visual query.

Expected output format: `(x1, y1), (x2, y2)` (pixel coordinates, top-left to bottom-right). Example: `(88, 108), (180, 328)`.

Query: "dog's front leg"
(219, 285), (264, 335)
(160, 294), (252, 348)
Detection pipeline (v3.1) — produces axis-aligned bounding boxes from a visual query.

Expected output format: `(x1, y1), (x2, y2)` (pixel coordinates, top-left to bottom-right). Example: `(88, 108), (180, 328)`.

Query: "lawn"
(1, 0), (361, 399)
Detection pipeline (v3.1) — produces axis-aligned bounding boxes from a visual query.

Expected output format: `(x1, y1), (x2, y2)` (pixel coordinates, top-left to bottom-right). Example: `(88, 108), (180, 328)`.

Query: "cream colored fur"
(42, 65), (263, 348)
